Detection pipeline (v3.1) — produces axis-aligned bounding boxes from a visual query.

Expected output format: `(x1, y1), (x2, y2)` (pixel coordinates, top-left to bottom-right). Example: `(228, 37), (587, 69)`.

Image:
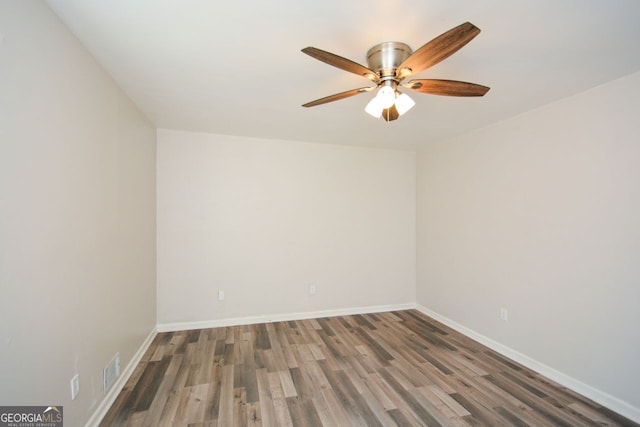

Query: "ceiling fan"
(301, 22), (489, 122)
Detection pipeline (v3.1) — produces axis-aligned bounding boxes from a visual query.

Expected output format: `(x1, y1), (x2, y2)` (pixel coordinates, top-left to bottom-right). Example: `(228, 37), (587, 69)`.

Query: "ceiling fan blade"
(396, 22), (481, 78)
(403, 79), (490, 96)
(302, 47), (378, 81)
(302, 87), (374, 107)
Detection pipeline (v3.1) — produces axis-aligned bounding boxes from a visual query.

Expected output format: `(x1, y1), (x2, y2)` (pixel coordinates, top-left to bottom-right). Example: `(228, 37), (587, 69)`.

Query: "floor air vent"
(103, 353), (121, 393)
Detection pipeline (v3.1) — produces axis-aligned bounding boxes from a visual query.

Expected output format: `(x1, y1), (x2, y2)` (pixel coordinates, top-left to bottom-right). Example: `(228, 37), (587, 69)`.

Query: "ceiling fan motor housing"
(366, 41), (412, 79)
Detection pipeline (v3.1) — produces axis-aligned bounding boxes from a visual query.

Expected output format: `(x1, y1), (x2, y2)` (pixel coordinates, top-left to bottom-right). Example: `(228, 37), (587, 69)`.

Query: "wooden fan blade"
(396, 22), (481, 78)
(302, 87), (374, 107)
(403, 79), (490, 97)
(302, 47), (378, 81)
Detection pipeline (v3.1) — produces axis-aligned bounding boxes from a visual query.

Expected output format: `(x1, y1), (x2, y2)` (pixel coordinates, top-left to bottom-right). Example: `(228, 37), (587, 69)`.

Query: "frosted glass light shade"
(365, 96), (384, 118)
(395, 93), (415, 116)
(377, 86), (396, 108)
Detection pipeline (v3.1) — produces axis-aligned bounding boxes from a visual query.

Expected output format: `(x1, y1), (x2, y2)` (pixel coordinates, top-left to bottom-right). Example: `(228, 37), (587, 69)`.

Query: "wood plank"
(157, 357), (190, 424)
(568, 402), (622, 425)
(141, 357), (182, 426)
(427, 384), (471, 417)
(267, 371), (294, 427)
(409, 388), (468, 427)
(255, 368), (276, 427)
(233, 388), (247, 427)
(246, 402), (262, 427)
(288, 367), (324, 426)
(183, 383), (209, 424)
(216, 365), (234, 426)
(278, 370), (298, 398)
(378, 367), (443, 427)
(360, 390), (401, 427)
(202, 362), (223, 423)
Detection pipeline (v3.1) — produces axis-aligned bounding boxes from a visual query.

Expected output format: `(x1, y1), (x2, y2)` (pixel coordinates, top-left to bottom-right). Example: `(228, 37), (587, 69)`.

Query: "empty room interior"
(2, 1), (640, 426)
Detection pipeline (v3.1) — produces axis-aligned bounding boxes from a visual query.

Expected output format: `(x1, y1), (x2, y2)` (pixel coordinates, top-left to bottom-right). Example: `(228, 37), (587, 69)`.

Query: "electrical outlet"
(309, 285), (316, 295)
(500, 307), (508, 321)
(70, 374), (80, 400)
(218, 290), (225, 301)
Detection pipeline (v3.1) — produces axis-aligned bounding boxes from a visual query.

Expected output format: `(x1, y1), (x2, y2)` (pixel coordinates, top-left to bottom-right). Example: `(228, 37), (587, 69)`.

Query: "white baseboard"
(85, 327), (158, 427)
(415, 304), (640, 424)
(156, 302), (416, 332)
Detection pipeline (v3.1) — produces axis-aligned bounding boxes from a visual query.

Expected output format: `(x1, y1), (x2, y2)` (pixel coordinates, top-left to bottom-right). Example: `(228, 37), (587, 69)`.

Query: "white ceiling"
(46, 0), (640, 149)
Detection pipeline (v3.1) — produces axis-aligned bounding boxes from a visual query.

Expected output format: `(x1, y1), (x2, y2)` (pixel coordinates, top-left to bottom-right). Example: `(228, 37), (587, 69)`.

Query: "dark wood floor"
(101, 310), (638, 426)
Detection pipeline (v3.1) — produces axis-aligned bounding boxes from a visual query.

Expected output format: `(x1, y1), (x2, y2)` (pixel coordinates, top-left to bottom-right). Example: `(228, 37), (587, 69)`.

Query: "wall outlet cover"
(70, 374), (80, 400)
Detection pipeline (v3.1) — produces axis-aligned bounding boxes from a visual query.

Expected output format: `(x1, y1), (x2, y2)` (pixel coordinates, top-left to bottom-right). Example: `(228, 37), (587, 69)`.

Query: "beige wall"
(0, 2), (156, 425)
(417, 71), (640, 411)
(157, 129), (416, 325)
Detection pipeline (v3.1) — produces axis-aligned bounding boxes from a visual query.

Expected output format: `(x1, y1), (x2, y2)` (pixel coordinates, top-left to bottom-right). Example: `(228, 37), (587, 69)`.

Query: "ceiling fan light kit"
(365, 86), (415, 119)
(302, 22), (490, 122)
